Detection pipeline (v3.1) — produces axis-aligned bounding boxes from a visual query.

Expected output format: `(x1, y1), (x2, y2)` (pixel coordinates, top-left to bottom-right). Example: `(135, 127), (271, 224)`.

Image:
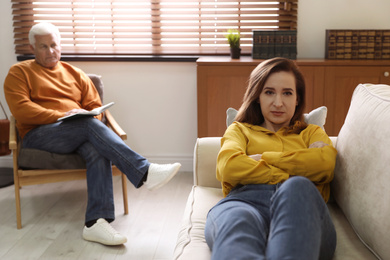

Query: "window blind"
(11, 0), (297, 56)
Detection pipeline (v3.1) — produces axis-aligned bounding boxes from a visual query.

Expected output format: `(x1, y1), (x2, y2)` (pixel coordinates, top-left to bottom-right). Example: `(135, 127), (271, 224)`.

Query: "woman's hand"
(249, 154), (262, 161)
(309, 141), (329, 149)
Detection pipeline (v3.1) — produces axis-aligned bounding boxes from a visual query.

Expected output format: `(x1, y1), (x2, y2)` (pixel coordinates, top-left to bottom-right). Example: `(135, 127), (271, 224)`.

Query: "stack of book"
(252, 30), (297, 60)
(325, 29), (390, 60)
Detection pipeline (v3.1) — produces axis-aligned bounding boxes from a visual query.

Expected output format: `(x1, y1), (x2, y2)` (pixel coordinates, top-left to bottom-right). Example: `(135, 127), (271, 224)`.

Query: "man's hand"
(249, 154), (262, 161)
(65, 108), (88, 116)
(309, 141), (329, 149)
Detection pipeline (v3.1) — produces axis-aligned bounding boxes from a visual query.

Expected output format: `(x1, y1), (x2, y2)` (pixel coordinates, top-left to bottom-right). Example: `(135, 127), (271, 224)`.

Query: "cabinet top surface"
(196, 56), (390, 66)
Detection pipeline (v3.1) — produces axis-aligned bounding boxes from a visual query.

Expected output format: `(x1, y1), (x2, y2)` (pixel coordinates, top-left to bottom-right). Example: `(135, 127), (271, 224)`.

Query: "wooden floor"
(0, 171), (193, 260)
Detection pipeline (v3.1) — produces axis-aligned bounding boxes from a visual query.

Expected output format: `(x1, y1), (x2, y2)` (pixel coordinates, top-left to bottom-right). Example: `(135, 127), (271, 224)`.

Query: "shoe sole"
(147, 163), (181, 191)
(83, 234), (127, 246)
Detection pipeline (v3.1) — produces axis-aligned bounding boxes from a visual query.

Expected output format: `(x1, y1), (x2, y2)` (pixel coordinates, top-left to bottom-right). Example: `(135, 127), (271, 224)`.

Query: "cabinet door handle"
(385, 71), (390, 77)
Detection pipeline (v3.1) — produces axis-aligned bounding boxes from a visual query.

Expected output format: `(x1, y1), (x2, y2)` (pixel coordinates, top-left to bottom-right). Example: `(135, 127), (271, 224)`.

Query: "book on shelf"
(367, 30), (375, 59)
(326, 29), (390, 60)
(351, 30), (360, 59)
(252, 30), (274, 59)
(57, 102), (114, 121)
(344, 30), (352, 59)
(279, 30), (297, 59)
(336, 30), (345, 59)
(325, 30), (336, 59)
(252, 30), (297, 60)
(382, 30), (390, 59)
(375, 30), (383, 59)
(358, 30), (368, 59)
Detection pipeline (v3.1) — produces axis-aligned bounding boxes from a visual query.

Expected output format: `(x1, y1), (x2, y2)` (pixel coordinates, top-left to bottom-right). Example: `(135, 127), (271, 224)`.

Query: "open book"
(57, 102), (115, 121)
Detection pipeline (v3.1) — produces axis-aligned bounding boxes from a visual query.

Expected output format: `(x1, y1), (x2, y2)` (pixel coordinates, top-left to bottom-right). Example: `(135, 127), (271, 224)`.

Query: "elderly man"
(4, 23), (181, 246)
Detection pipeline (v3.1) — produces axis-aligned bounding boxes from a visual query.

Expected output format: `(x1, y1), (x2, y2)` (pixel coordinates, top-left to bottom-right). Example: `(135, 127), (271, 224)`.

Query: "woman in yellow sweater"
(204, 57), (337, 259)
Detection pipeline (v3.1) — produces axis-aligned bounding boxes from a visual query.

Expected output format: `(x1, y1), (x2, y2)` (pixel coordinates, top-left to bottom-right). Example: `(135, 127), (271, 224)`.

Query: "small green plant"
(224, 29), (240, 49)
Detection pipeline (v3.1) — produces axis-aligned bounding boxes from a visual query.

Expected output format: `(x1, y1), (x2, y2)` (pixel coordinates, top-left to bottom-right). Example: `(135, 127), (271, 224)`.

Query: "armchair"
(9, 74), (129, 229)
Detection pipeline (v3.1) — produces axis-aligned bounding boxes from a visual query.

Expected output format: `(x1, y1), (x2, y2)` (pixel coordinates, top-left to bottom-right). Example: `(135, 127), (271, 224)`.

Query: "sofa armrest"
(193, 137), (222, 188)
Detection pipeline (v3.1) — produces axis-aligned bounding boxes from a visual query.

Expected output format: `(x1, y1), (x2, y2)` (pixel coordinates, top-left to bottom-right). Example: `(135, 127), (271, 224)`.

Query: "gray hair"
(29, 22), (61, 46)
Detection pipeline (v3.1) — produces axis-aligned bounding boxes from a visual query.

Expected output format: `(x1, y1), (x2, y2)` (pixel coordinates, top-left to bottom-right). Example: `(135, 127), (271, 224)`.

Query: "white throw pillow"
(303, 106), (328, 130)
(226, 106), (328, 130)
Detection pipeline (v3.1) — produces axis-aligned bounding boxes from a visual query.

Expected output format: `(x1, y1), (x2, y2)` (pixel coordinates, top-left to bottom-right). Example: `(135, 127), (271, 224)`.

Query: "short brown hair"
(235, 57), (307, 134)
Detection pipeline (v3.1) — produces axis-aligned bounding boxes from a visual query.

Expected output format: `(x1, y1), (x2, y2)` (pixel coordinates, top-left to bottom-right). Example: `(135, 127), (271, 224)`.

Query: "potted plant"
(225, 29), (241, 59)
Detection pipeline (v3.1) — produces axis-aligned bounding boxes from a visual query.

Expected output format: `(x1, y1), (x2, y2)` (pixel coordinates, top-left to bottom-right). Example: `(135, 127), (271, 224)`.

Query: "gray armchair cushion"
(17, 74), (104, 170)
(87, 74), (104, 103)
(18, 148), (86, 169)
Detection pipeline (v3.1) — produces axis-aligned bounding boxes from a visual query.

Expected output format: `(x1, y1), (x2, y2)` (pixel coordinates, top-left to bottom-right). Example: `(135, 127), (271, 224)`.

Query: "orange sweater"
(4, 60), (102, 138)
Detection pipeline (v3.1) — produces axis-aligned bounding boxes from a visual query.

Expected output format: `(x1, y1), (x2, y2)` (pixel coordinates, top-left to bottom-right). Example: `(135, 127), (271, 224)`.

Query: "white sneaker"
(82, 218), (127, 246)
(144, 163), (181, 191)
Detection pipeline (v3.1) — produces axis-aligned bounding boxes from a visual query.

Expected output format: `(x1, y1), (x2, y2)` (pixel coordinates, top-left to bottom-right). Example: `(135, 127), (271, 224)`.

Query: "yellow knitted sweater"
(217, 122), (337, 202)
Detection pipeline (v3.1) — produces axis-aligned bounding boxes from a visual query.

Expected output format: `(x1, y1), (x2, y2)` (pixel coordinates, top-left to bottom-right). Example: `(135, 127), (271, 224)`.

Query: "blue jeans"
(22, 117), (150, 223)
(205, 177), (336, 260)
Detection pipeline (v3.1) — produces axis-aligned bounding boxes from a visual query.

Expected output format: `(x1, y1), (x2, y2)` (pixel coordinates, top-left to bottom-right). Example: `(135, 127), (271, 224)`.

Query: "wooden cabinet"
(323, 65), (390, 135)
(197, 57), (390, 137)
(197, 60), (257, 138)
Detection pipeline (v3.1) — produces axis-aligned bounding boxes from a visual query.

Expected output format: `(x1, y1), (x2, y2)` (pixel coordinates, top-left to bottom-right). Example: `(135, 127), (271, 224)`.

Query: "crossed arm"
(249, 141), (328, 161)
(216, 124), (337, 196)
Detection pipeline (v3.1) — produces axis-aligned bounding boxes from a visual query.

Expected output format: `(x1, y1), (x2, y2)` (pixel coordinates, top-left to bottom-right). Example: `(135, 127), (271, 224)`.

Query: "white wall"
(71, 61), (197, 170)
(1, 0), (390, 169)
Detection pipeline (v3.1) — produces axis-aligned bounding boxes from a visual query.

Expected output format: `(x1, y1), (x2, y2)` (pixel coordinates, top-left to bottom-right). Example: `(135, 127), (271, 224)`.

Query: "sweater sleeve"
(4, 65), (64, 125)
(217, 124), (289, 196)
(261, 126), (337, 184)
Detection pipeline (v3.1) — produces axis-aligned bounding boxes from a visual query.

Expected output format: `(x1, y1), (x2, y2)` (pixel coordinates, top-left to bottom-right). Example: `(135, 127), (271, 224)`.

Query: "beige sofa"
(174, 83), (390, 260)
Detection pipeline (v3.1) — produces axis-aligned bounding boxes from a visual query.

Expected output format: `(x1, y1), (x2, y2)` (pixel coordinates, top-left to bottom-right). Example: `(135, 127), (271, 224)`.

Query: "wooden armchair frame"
(9, 110), (129, 229)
